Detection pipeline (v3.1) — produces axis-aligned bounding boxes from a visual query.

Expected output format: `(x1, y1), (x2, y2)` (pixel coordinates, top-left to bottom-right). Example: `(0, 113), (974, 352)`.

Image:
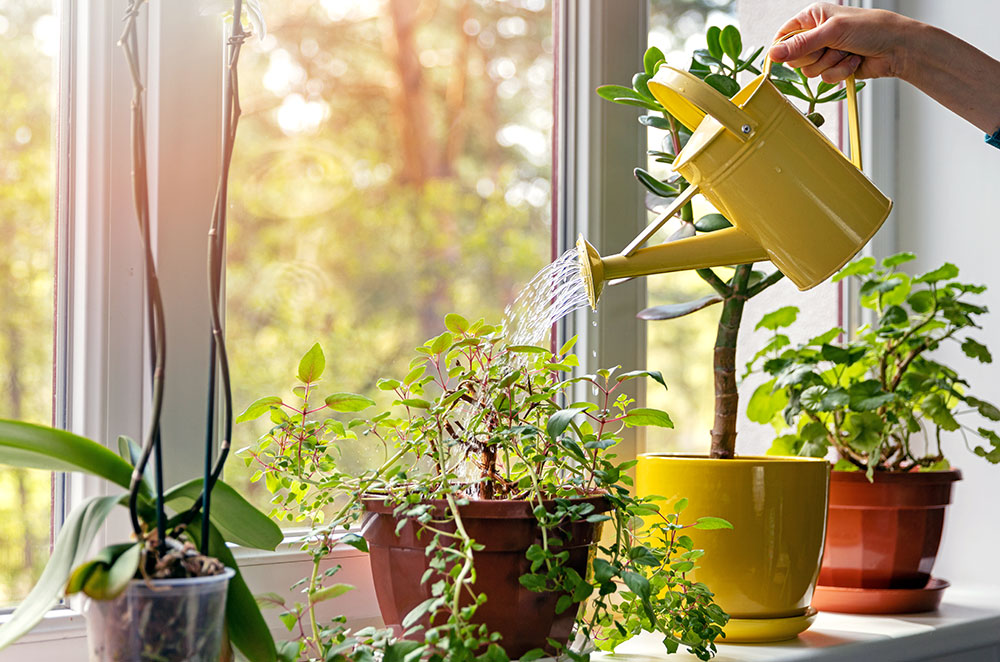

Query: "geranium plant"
(745, 253), (1000, 473)
(238, 315), (732, 661)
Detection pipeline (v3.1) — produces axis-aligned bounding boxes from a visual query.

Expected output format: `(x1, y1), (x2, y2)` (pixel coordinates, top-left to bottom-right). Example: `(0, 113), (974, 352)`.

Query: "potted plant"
(595, 26), (866, 641)
(746, 252), (999, 613)
(237, 317), (733, 661)
(0, 1), (280, 659)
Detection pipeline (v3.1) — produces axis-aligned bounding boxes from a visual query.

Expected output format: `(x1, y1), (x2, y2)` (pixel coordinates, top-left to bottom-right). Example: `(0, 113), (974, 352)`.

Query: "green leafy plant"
(745, 253), (1000, 473)
(238, 315), (731, 661)
(597, 26), (864, 459)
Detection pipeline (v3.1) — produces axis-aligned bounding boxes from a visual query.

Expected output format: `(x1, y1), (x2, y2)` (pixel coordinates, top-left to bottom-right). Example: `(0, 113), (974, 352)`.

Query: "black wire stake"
(200, 0), (247, 555)
(119, 0), (167, 553)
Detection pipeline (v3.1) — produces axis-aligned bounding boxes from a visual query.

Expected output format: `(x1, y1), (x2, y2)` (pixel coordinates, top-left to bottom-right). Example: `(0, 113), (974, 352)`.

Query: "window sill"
(598, 586), (1000, 662)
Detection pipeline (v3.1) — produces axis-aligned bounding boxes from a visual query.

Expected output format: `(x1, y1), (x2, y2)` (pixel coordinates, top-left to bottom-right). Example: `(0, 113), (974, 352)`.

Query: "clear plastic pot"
(85, 567), (234, 662)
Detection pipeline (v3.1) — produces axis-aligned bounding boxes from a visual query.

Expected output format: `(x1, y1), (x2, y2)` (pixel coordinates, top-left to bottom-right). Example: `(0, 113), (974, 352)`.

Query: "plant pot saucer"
(812, 578), (950, 614)
(723, 607), (818, 643)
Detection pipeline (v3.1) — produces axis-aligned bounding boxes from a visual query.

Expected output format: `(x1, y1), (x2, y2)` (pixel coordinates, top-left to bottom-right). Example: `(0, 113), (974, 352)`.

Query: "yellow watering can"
(578, 34), (892, 309)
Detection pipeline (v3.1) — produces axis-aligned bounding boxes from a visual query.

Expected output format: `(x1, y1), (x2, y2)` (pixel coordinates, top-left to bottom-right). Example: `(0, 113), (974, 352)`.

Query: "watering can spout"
(577, 229), (768, 310)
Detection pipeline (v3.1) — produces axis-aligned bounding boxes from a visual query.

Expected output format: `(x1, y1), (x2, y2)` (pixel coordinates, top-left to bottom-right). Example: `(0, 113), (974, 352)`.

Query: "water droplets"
(502, 249), (590, 347)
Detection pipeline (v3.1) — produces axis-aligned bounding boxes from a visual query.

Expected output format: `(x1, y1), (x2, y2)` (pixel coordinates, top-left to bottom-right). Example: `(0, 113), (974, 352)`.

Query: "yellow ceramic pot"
(636, 454), (830, 642)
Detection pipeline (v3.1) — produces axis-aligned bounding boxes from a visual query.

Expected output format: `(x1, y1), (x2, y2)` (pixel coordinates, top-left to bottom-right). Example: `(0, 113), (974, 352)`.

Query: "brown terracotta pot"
(819, 469), (961, 590)
(362, 494), (607, 658)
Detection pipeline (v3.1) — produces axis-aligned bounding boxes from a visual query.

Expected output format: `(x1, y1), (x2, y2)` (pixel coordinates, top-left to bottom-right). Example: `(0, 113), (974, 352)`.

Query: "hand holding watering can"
(578, 29), (893, 310)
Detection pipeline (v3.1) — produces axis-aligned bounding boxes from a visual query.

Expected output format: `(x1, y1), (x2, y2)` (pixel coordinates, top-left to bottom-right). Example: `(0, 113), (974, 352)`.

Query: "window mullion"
(558, 0), (648, 458)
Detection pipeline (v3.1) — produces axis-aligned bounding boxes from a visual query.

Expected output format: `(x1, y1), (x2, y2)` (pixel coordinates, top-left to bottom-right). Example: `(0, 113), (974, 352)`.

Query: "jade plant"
(745, 253), (1000, 473)
(597, 25), (864, 458)
(238, 315), (732, 661)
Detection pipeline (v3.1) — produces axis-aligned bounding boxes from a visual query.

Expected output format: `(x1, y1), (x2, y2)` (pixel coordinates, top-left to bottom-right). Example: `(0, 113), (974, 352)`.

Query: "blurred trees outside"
(0, 0), (56, 607)
(224, 0), (554, 512)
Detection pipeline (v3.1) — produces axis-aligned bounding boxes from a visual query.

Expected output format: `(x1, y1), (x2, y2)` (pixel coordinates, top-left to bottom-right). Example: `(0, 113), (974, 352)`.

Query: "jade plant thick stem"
(598, 25), (862, 458)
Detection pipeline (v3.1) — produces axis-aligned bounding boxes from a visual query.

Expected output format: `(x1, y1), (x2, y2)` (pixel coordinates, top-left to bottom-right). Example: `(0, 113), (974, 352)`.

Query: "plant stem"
(710, 264), (752, 458)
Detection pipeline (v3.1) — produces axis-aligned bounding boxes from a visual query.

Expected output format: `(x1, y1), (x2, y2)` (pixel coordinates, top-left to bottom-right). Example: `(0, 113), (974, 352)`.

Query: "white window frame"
(1, 0), (652, 655)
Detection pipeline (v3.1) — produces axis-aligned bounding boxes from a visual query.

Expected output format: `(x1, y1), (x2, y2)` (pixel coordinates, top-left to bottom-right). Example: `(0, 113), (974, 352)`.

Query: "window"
(643, 0), (737, 453)
(222, 0), (555, 515)
(0, 0), (58, 609)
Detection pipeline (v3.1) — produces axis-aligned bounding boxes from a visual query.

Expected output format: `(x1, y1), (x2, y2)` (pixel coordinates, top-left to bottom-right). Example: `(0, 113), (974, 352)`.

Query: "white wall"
(892, 0), (1000, 588)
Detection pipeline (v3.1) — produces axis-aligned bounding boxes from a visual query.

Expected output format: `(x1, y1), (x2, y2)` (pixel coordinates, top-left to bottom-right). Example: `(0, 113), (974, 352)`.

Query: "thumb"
(769, 26), (837, 62)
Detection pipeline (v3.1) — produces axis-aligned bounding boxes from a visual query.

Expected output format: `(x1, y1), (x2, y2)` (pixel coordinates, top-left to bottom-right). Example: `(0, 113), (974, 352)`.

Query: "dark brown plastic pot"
(362, 494), (608, 658)
(819, 469), (961, 590)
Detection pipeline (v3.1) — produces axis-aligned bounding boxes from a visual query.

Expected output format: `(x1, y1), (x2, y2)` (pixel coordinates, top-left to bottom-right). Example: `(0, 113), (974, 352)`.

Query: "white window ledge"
(4, 583), (998, 660)
(599, 586), (1000, 662)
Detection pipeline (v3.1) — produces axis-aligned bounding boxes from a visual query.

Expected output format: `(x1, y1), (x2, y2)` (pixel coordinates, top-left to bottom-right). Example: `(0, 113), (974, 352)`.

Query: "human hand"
(768, 3), (918, 83)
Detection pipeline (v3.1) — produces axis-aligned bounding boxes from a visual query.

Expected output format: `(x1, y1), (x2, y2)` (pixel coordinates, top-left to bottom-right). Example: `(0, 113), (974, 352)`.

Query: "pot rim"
(124, 566), (235, 589)
(362, 492), (610, 518)
(831, 468), (963, 483)
(638, 453), (830, 465)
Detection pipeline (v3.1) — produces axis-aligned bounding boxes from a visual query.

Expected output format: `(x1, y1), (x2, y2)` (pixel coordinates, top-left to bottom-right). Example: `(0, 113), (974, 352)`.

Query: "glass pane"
(0, 0), (57, 607)
(645, 0), (736, 453)
(226, 0), (553, 519)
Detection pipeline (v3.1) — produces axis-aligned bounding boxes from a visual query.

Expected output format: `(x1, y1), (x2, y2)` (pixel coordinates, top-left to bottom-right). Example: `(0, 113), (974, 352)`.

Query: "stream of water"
(502, 249), (590, 348)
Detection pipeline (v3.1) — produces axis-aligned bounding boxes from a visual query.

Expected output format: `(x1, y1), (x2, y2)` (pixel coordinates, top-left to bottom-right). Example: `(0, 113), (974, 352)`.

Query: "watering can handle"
(764, 29), (863, 171)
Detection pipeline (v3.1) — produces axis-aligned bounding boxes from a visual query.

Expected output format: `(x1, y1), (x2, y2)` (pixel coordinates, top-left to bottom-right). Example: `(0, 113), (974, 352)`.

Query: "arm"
(768, 2), (1000, 135)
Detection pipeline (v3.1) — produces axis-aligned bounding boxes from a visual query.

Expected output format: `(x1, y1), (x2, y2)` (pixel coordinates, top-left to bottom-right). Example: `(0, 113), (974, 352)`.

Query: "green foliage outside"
(223, 0), (554, 516)
(0, 0), (56, 608)
(745, 254), (1000, 474)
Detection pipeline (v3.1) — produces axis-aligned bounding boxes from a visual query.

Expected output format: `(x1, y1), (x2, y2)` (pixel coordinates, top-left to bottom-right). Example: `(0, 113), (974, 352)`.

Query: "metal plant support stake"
(199, 0), (248, 553)
(119, 0), (168, 549)
(119, 0), (248, 556)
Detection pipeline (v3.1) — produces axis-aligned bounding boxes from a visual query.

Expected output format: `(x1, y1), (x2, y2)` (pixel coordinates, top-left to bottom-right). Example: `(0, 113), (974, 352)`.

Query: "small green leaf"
(755, 306), (798, 331)
(547, 408), (587, 439)
(968, 396), (1000, 421)
(848, 380), (895, 411)
(339, 532), (369, 553)
(638, 295), (723, 321)
(236, 396), (283, 423)
(444, 313), (469, 334)
(694, 213), (732, 232)
(693, 517), (733, 530)
(430, 331), (453, 355)
(297, 343), (325, 382)
(962, 338), (992, 364)
(644, 46), (666, 75)
(623, 408), (674, 429)
(324, 393), (376, 413)
(834, 256), (876, 282)
(914, 263), (959, 284)
(673, 497), (688, 513)
(883, 252), (916, 268)
(634, 167), (678, 198)
(719, 25), (742, 62)
(596, 84), (643, 103)
(843, 411), (885, 452)
(639, 114), (672, 130)
(311, 583), (354, 604)
(704, 73), (740, 98)
(705, 26), (723, 60)
(746, 380), (787, 424)
(622, 571), (651, 600)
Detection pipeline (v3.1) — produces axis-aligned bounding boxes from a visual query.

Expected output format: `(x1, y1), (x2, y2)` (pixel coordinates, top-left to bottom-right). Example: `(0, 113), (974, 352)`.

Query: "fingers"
(820, 54), (861, 83)
(770, 23), (842, 66)
(800, 48), (849, 78)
